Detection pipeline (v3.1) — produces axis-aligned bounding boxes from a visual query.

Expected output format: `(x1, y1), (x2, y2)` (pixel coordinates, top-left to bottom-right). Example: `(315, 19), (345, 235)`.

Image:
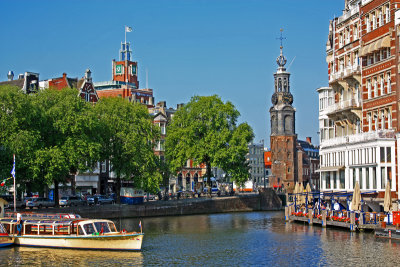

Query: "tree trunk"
(116, 176), (121, 204)
(54, 180), (59, 207)
(206, 160), (212, 197)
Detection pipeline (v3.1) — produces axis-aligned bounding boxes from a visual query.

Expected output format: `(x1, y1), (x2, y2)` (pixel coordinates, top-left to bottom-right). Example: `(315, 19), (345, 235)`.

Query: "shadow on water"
(2, 211), (400, 266)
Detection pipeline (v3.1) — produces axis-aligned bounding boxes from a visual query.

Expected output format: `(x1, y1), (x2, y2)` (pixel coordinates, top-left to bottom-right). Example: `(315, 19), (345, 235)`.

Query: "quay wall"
(45, 188), (282, 219)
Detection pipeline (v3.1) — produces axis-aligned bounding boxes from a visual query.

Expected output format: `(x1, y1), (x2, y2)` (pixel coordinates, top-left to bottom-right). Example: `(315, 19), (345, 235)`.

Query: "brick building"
(269, 41), (297, 191)
(318, 0), (400, 200)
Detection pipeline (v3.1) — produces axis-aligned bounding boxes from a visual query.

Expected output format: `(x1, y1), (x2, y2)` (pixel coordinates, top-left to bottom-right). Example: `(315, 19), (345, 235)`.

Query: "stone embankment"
(47, 188), (282, 219)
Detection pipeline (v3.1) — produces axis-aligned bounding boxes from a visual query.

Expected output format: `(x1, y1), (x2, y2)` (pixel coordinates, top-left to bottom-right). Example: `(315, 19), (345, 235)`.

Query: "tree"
(0, 85), (40, 194)
(30, 88), (101, 206)
(94, 97), (161, 203)
(165, 95), (254, 190)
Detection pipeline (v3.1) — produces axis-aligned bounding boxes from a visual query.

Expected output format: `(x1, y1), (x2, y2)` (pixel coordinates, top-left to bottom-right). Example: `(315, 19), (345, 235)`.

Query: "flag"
(126, 26), (133, 32)
(11, 155), (15, 178)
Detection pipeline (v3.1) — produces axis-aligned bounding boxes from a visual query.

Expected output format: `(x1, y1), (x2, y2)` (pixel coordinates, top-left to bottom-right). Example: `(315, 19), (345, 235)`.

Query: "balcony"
(329, 65), (361, 84)
(325, 98), (361, 115)
(361, 0), (372, 6)
(321, 129), (395, 148)
(337, 5), (359, 24)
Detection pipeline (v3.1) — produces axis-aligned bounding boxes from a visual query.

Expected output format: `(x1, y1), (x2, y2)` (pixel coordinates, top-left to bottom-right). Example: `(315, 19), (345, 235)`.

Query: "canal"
(1, 211), (400, 266)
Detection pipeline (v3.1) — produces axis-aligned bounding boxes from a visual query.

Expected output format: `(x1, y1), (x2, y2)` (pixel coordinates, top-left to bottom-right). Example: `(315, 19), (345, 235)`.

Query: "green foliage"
(165, 95), (254, 185)
(94, 97), (162, 198)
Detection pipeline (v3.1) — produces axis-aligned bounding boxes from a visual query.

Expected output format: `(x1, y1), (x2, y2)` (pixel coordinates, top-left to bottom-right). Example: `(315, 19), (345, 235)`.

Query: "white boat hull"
(14, 233), (143, 251)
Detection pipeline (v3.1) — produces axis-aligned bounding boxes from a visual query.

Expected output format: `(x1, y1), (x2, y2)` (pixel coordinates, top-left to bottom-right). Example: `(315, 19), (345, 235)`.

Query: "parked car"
(59, 196), (85, 207)
(87, 195), (114, 205)
(26, 197), (55, 209)
(97, 195), (114, 205)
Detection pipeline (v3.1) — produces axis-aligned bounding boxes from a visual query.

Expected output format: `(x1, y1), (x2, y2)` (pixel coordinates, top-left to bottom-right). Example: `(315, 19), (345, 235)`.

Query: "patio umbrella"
(306, 183), (312, 205)
(299, 183), (305, 206)
(383, 180), (392, 212)
(293, 182), (299, 203)
(351, 181), (361, 211)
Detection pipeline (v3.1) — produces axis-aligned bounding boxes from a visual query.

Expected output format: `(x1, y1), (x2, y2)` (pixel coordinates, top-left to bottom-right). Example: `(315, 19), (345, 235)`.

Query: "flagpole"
(124, 25), (127, 45)
(13, 154), (16, 213)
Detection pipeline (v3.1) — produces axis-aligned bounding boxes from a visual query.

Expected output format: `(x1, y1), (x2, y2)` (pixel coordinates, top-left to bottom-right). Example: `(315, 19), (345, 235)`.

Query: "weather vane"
(276, 28), (286, 49)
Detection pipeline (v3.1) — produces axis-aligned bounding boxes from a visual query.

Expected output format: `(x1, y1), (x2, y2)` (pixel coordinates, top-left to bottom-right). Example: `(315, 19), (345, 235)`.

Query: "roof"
(0, 79), (24, 89)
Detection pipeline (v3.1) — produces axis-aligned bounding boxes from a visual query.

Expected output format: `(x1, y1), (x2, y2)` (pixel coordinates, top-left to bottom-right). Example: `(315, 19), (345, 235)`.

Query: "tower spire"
(276, 28), (287, 69)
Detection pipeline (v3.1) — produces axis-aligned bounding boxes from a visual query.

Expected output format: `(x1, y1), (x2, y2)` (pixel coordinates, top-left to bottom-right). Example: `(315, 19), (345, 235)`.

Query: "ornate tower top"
(276, 28), (287, 69)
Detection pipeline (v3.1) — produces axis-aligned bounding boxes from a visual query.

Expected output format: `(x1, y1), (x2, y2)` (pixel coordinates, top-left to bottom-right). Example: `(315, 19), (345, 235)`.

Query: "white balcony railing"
(338, 5), (360, 24)
(329, 65), (360, 83)
(361, 0), (373, 6)
(324, 98), (361, 114)
(321, 130), (395, 148)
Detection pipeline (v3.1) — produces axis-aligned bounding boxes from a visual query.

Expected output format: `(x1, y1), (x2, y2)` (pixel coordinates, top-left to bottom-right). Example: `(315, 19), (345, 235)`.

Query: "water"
(1, 211), (400, 266)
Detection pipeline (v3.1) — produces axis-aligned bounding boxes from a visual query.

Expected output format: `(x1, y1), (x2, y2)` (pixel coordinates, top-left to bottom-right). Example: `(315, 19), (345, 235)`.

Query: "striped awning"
(360, 35), (391, 56)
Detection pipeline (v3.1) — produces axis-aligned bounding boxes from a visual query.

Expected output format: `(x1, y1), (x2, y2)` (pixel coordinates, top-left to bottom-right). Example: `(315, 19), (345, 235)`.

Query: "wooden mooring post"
(322, 209), (327, 228)
(308, 208), (313, 225)
(350, 212), (356, 232)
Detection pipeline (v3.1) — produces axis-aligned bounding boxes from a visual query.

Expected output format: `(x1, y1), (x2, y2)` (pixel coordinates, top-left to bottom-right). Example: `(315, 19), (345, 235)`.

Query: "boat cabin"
(0, 218), (118, 236)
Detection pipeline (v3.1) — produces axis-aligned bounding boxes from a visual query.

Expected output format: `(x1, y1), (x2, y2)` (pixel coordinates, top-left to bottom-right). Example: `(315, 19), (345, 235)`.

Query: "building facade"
(269, 43), (298, 190)
(246, 142), (265, 187)
(318, 0), (399, 199)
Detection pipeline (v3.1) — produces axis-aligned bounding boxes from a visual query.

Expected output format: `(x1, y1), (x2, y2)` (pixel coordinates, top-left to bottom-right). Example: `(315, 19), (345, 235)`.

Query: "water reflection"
(2, 212), (400, 266)
(1, 246), (143, 266)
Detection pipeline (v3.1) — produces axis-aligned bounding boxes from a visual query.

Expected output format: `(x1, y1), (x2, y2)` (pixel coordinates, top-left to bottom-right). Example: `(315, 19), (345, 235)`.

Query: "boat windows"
(108, 222), (117, 232)
(0, 223), (7, 234)
(94, 222), (111, 234)
(83, 223), (96, 235)
(77, 225), (85, 235)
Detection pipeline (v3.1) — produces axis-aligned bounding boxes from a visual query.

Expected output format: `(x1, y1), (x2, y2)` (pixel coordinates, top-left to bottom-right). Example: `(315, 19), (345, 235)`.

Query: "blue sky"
(0, 0), (344, 147)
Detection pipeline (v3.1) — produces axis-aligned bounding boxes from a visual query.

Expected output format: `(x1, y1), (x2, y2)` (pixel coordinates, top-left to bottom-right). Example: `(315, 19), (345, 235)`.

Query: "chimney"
(306, 137), (312, 144)
(7, 71), (14, 81)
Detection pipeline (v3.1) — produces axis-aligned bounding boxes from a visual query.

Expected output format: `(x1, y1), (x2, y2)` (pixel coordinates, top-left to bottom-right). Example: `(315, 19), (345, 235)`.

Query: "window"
(354, 23), (358, 39)
(380, 147), (385, 162)
(387, 72), (391, 93)
(386, 5), (390, 23)
(381, 167), (386, 189)
(380, 75), (384, 95)
(326, 172), (331, 189)
(339, 32), (343, 47)
(381, 111), (385, 130)
(366, 168), (370, 189)
(374, 113), (378, 130)
(373, 12), (377, 30)
(372, 167), (377, 189)
(374, 78), (378, 97)
(339, 170), (345, 189)
(366, 16), (370, 32)
(83, 223), (96, 235)
(367, 79), (371, 98)
(387, 147), (391, 163)
(378, 10), (383, 27)
(388, 109), (392, 129)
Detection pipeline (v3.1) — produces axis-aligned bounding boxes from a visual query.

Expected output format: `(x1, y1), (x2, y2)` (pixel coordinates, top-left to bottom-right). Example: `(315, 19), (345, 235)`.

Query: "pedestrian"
(16, 213), (23, 236)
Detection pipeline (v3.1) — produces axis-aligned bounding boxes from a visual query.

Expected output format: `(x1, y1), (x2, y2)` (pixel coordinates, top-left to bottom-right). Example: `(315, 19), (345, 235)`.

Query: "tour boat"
(0, 217), (143, 251)
(0, 223), (14, 248)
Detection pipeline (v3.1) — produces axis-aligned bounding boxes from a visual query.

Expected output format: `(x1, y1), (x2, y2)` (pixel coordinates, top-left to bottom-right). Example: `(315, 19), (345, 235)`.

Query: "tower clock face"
(271, 93), (278, 105)
(282, 92), (293, 104)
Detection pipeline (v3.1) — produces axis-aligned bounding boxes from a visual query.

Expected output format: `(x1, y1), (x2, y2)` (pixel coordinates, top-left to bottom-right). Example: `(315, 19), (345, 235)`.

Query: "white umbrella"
(351, 181), (361, 211)
(383, 180), (392, 212)
(306, 183), (312, 204)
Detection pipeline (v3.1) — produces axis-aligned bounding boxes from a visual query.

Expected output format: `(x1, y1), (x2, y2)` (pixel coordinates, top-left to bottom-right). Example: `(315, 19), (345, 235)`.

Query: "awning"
(361, 35), (391, 56)
(316, 166), (345, 172)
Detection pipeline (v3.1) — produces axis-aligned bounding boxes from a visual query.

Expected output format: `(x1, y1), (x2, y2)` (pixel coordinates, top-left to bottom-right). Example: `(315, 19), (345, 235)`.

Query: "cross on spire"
(276, 28), (286, 49)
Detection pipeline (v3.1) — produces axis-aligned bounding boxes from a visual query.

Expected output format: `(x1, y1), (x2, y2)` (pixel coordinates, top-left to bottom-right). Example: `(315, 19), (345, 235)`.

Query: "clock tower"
(269, 38), (297, 190)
